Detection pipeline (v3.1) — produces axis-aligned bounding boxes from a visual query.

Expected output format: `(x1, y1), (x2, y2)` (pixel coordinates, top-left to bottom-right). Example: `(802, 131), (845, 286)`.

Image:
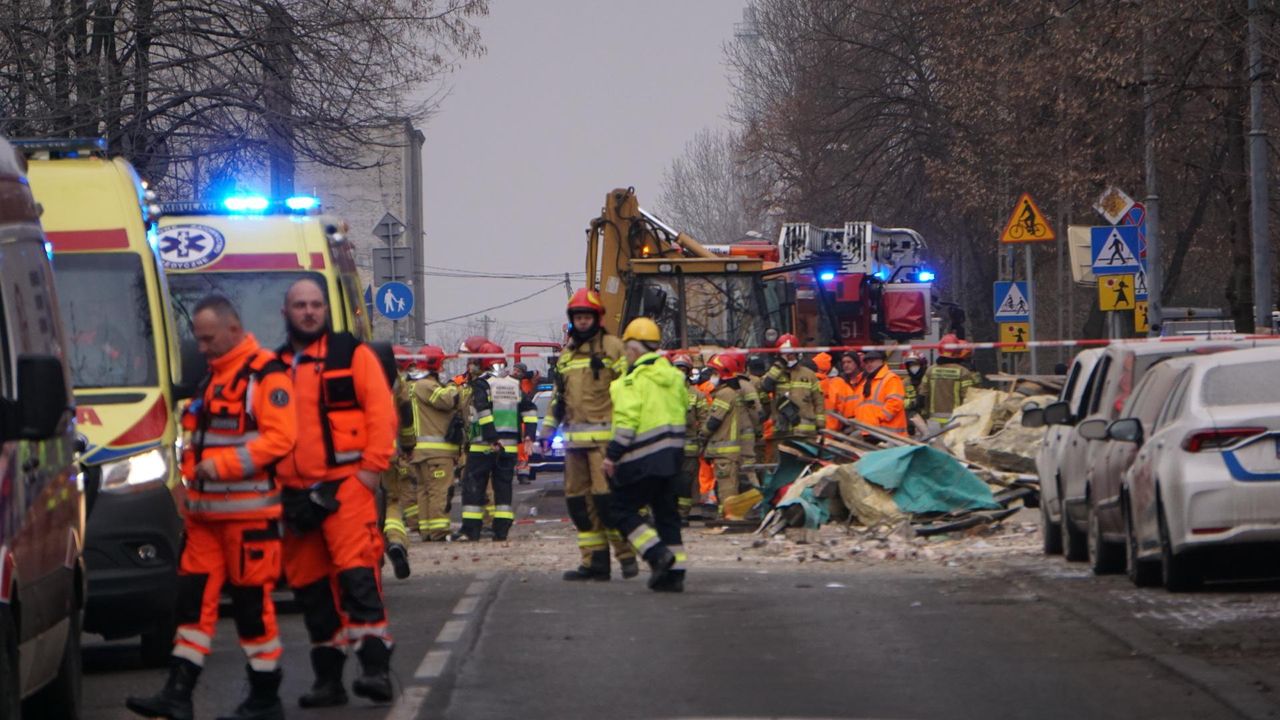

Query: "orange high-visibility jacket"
(824, 375), (857, 431)
(182, 334), (296, 520)
(852, 365), (907, 435)
(276, 332), (396, 486)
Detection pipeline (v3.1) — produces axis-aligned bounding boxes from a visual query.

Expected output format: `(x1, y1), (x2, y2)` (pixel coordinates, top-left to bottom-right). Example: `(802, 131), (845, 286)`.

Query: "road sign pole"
(1249, 0), (1273, 333)
(1025, 246), (1036, 374)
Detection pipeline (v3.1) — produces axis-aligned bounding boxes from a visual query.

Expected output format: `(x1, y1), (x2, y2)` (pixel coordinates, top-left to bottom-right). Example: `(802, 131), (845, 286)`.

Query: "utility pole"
(564, 272), (573, 298)
(1142, 4), (1162, 336)
(480, 314), (495, 339)
(1248, 0), (1273, 332)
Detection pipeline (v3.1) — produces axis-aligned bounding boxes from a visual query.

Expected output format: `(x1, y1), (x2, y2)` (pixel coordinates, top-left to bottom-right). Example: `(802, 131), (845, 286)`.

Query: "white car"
(1024, 349), (1102, 555)
(1112, 345), (1280, 591)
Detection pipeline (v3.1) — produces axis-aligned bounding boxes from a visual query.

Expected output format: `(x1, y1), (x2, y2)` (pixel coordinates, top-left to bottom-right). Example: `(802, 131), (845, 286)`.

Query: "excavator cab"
(586, 187), (779, 349)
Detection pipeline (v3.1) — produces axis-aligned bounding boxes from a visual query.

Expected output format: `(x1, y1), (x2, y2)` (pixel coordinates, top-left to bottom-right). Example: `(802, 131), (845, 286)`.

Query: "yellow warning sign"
(1000, 193), (1056, 243)
(1099, 274), (1136, 311)
(1135, 300), (1149, 334)
(1000, 322), (1030, 352)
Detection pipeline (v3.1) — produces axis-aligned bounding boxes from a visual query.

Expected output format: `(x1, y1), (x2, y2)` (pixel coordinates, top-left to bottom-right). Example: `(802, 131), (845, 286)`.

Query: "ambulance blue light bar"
(818, 271), (836, 282)
(918, 270), (936, 283)
(159, 195), (323, 216)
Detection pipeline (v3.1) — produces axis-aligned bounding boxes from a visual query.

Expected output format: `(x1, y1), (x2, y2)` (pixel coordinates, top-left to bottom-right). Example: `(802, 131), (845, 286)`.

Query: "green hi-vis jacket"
(605, 352), (687, 485)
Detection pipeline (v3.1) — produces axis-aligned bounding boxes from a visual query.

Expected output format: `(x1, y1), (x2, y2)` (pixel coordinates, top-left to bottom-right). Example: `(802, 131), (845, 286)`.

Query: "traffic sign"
(999, 322), (1030, 352)
(1134, 267), (1149, 301)
(993, 281), (1031, 322)
(1098, 274), (1136, 311)
(1135, 301), (1150, 334)
(373, 213), (405, 246)
(1090, 226), (1142, 274)
(1123, 201), (1147, 258)
(375, 281), (414, 320)
(372, 246), (412, 285)
(1094, 186), (1135, 225)
(999, 193), (1055, 243)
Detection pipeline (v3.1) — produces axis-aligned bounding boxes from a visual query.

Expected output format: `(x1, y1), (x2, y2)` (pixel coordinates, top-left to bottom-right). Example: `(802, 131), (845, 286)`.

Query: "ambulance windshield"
(54, 253), (159, 388)
(167, 271), (328, 349)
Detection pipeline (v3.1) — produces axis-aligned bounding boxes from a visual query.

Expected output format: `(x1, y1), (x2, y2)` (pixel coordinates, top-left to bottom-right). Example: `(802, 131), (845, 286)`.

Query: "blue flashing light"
(285, 195), (319, 211)
(818, 271), (836, 282)
(222, 195), (269, 212)
(918, 270), (936, 283)
(874, 270), (889, 281)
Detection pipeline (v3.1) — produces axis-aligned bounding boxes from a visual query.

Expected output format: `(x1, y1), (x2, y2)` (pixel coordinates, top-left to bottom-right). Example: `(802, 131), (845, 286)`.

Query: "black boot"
(645, 546), (677, 591)
(125, 657), (201, 720)
(298, 647), (348, 708)
(386, 543), (411, 580)
(652, 568), (686, 593)
(352, 637), (394, 703)
(620, 557), (640, 579)
(216, 666), (283, 720)
(562, 550), (611, 581)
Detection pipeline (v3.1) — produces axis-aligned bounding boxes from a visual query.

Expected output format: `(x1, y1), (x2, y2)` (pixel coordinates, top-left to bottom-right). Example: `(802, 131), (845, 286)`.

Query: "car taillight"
(1182, 427), (1266, 452)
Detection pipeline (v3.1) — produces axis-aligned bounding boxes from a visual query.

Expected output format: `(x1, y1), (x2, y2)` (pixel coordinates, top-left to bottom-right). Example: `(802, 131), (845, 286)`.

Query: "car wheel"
(1087, 504), (1124, 575)
(1061, 505), (1087, 562)
(140, 609), (177, 667)
(1158, 499), (1201, 592)
(0, 604), (20, 720)
(1125, 498), (1160, 587)
(23, 607), (83, 720)
(1040, 496), (1062, 555)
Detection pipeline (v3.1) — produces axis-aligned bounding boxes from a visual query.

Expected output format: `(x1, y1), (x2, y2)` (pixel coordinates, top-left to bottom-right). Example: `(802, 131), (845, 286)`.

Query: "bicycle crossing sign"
(993, 281), (1031, 323)
(999, 192), (1056, 243)
(1090, 226), (1142, 275)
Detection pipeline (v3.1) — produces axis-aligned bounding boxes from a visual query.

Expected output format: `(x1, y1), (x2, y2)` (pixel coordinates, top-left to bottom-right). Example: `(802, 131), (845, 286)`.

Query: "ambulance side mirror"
(172, 339), (206, 402)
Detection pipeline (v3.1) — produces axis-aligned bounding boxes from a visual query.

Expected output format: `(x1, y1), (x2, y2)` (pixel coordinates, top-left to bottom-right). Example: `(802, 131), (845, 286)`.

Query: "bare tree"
(655, 126), (772, 244)
(0, 0), (488, 194)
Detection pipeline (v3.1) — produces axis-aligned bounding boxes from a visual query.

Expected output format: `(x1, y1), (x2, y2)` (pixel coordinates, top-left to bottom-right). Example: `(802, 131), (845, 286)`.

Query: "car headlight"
(100, 448), (170, 494)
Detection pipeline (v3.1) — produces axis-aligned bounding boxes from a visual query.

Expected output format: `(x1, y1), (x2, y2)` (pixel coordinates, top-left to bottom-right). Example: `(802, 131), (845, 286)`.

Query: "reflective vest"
(605, 353), (687, 484)
(412, 374), (461, 459)
(182, 337), (294, 520)
(470, 373), (536, 454)
(684, 384), (706, 457)
(825, 375), (857, 430)
(853, 365), (908, 434)
(702, 382), (741, 458)
(276, 332), (396, 484)
(540, 332), (627, 448)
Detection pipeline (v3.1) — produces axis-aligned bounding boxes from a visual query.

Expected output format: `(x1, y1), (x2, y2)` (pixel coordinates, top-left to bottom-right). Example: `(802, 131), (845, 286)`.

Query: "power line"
(423, 281), (564, 326)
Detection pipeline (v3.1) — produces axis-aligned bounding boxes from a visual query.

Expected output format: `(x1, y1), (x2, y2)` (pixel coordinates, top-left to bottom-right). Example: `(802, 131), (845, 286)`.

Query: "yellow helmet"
(621, 317), (661, 344)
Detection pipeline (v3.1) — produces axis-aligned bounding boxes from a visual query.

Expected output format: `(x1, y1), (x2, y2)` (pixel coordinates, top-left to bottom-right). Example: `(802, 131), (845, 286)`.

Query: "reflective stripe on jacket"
(701, 382), (740, 457)
(412, 374), (461, 459)
(540, 332), (627, 448)
(852, 365), (907, 434)
(920, 363), (981, 419)
(469, 373), (537, 454)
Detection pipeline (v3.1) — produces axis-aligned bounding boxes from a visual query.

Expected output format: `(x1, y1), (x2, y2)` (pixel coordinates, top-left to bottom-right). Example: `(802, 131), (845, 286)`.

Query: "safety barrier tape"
(511, 517), (571, 526)
(393, 332), (1280, 363)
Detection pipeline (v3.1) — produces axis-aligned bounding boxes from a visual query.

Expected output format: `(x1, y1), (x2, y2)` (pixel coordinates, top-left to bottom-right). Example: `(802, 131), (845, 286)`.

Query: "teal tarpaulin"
(854, 445), (999, 514)
(776, 487), (830, 528)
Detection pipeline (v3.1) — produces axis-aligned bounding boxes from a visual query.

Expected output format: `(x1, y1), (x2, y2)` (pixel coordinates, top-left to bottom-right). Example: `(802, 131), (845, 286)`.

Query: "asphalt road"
(80, 473), (1276, 720)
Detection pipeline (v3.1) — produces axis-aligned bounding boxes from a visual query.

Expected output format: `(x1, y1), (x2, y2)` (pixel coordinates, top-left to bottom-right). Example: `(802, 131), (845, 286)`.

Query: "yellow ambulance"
(157, 195), (373, 355)
(20, 138), (185, 664)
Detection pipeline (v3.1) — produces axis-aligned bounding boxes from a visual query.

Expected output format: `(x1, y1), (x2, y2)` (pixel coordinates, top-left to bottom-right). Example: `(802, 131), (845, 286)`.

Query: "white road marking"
(435, 619), (467, 644)
(465, 580), (488, 596)
(453, 596), (479, 615)
(414, 649), (451, 679)
(384, 685), (431, 720)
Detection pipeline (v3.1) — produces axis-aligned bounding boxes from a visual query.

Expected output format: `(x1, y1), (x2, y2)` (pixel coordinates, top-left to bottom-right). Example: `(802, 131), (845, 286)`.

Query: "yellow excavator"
(585, 187), (780, 349)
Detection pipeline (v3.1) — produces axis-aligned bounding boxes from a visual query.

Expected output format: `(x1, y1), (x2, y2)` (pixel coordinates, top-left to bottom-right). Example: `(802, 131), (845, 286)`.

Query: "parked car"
(1023, 348), (1102, 555)
(1044, 338), (1258, 562)
(0, 136), (85, 718)
(1113, 345), (1280, 591)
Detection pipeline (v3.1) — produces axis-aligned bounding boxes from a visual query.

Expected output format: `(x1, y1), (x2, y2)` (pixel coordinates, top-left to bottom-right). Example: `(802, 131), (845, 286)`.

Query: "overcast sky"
(420, 0), (747, 343)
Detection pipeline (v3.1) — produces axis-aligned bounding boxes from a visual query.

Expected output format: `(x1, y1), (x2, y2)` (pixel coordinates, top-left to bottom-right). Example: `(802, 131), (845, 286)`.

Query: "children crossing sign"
(1090, 226), (1142, 275)
(993, 281), (1031, 323)
(999, 322), (1030, 352)
(1098, 274), (1136, 311)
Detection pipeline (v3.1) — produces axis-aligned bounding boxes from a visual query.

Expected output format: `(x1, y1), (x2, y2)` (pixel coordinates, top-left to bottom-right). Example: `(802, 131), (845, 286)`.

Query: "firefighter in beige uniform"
(408, 345), (461, 542)
(540, 289), (639, 581)
(701, 354), (742, 514)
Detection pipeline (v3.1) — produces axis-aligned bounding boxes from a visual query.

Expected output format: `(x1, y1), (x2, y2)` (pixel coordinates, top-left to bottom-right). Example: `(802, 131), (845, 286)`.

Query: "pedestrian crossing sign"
(999, 322), (1030, 352)
(993, 281), (1031, 322)
(1134, 267), (1149, 300)
(1090, 226), (1142, 274)
(1135, 300), (1149, 334)
(999, 193), (1055, 243)
(1099, 274), (1136, 311)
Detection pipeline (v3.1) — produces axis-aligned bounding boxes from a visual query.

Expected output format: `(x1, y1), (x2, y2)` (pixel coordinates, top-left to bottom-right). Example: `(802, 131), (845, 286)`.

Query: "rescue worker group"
(123, 283), (982, 720)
